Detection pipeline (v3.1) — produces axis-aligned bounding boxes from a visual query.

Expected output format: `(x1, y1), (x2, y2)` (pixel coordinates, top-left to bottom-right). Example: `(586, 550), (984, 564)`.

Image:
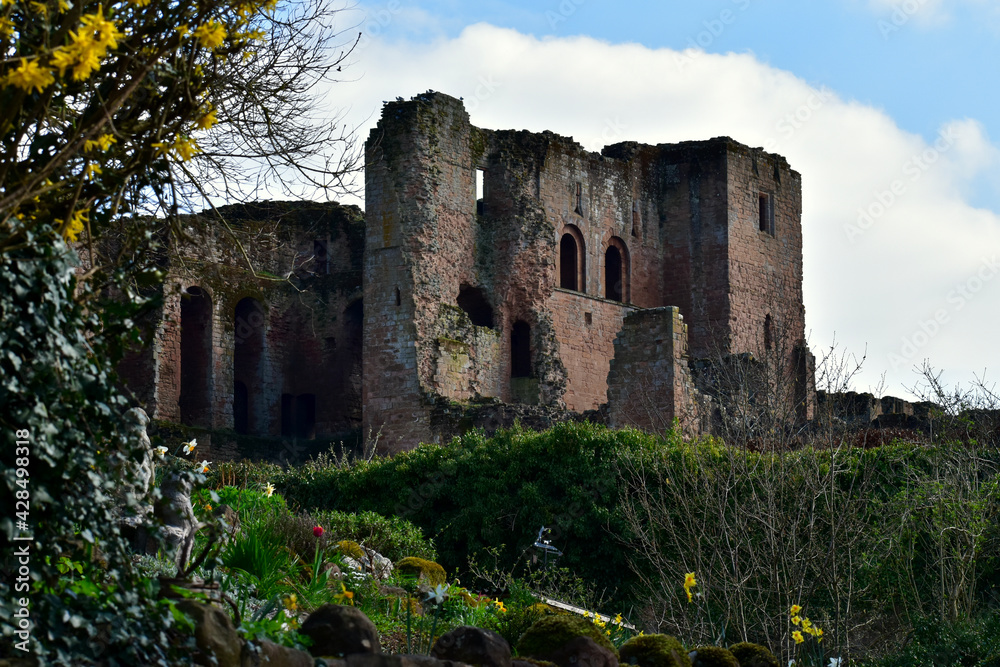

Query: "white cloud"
(324, 22), (1000, 399)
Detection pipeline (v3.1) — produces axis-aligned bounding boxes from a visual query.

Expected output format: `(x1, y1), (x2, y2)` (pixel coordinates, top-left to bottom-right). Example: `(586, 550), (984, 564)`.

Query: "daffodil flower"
(199, 460), (210, 473)
(792, 631), (804, 645)
(426, 583), (449, 604)
(182, 439), (196, 454)
(154, 446), (168, 457)
(790, 604), (802, 616)
(264, 482), (275, 497)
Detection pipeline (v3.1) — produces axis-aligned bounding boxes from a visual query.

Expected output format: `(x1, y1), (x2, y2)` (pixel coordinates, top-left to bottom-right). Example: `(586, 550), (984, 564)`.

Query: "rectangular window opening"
(758, 193), (774, 235)
(476, 169), (485, 215)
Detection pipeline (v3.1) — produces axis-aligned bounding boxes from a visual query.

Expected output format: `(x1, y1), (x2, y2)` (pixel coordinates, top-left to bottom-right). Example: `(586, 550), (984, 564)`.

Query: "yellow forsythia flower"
(84, 133), (117, 152)
(5, 58), (55, 94)
(0, 17), (15, 37)
(194, 105), (217, 130)
(175, 24), (189, 37)
(84, 163), (102, 179)
(194, 20), (226, 49)
(62, 208), (88, 242)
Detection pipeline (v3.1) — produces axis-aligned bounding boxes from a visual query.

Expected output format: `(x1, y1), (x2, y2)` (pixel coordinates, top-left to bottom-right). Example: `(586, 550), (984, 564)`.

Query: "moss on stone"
(337, 540), (365, 561)
(516, 614), (618, 661)
(395, 556), (446, 586)
(690, 647), (739, 667)
(619, 634), (692, 667)
(728, 642), (778, 667)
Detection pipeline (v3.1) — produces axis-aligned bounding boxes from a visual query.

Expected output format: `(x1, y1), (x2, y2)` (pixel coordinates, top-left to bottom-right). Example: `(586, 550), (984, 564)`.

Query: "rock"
(689, 648), (738, 667)
(177, 600), (242, 667)
(346, 655), (473, 667)
(619, 634), (691, 667)
(343, 547), (394, 580)
(727, 643), (777, 667)
(516, 616), (618, 662)
(241, 639), (315, 667)
(431, 626), (512, 667)
(543, 636), (618, 667)
(122, 407), (155, 501)
(395, 557), (447, 586)
(300, 604), (381, 658)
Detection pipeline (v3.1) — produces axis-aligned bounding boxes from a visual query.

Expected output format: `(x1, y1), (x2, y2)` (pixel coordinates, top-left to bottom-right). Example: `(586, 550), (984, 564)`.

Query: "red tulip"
(313, 526), (324, 538)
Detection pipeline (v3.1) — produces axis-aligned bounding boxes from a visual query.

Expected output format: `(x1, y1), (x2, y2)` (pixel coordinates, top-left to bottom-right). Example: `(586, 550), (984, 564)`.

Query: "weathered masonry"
(364, 91), (813, 451)
(122, 90), (814, 458)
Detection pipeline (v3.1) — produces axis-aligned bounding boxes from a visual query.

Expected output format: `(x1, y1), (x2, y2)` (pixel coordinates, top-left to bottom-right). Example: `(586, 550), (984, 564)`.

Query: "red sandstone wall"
(547, 289), (631, 412)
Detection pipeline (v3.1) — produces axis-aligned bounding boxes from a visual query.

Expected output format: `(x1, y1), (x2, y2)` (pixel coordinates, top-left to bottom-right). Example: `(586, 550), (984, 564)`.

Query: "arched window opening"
(393, 286), (401, 307)
(180, 286), (213, 427)
(559, 228), (586, 292)
(457, 285), (494, 328)
(605, 246), (623, 302)
(764, 314), (774, 351)
(560, 235), (577, 290)
(511, 320), (532, 378)
(234, 297), (265, 435)
(605, 237), (630, 303)
(233, 381), (248, 434)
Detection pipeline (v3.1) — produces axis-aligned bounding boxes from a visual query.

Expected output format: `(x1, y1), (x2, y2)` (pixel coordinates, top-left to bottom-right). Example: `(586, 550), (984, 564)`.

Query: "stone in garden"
(727, 643), (777, 667)
(516, 615), (618, 663)
(395, 557), (447, 586)
(689, 647), (738, 667)
(300, 604), (382, 657)
(541, 636), (618, 667)
(241, 638), (315, 667)
(431, 625), (512, 667)
(619, 634), (691, 667)
(177, 600), (242, 667)
(346, 655), (473, 667)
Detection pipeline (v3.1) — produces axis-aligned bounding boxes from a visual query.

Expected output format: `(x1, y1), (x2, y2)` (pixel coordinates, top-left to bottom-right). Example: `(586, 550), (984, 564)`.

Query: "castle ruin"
(120, 91), (815, 458)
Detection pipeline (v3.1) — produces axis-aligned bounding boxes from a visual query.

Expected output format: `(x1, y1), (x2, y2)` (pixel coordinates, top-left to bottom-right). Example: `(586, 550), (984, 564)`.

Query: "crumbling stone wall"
(120, 201), (365, 461)
(365, 92), (812, 451)
(607, 307), (703, 436)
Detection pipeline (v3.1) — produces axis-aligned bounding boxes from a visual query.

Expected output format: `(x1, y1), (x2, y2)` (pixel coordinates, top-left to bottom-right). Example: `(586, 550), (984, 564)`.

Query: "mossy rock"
(337, 540), (365, 560)
(728, 643), (778, 667)
(516, 615), (619, 661)
(690, 647), (739, 667)
(620, 634), (692, 667)
(395, 556), (447, 586)
(529, 603), (567, 616)
(513, 660), (559, 667)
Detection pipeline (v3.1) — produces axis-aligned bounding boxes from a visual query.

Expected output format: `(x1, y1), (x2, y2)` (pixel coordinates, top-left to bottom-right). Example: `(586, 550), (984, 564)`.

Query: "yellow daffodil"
(284, 593), (297, 611)
(194, 20), (226, 49)
(792, 631), (804, 645)
(5, 58), (55, 94)
(683, 572), (697, 603)
(264, 482), (275, 497)
(790, 604), (802, 616)
(204, 503), (212, 511)
(492, 599), (506, 613)
(801, 618), (812, 631)
(791, 615), (801, 626)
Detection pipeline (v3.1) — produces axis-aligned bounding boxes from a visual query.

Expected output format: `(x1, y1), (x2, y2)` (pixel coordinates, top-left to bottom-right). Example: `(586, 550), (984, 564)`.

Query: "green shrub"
(865, 613), (1000, 667)
(727, 642), (777, 667)
(516, 614), (619, 661)
(620, 634), (692, 667)
(192, 484), (287, 518)
(396, 556), (447, 586)
(690, 647), (738, 667)
(310, 508), (436, 562)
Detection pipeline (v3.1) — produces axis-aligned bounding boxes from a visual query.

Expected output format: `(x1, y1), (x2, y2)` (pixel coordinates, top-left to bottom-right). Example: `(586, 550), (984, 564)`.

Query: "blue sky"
(322, 0), (1000, 400)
